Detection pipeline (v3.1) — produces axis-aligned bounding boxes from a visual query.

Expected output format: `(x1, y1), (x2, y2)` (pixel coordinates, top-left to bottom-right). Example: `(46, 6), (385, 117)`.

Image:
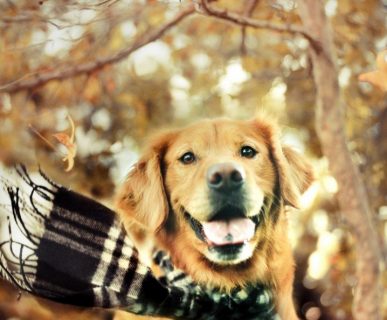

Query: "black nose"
(207, 163), (245, 192)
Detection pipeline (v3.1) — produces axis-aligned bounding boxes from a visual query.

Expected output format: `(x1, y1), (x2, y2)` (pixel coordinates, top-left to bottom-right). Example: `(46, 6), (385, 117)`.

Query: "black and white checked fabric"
(0, 165), (279, 319)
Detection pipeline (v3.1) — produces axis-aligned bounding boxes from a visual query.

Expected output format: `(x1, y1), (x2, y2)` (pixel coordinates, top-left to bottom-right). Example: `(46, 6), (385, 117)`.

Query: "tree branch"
(196, 0), (321, 52)
(0, 4), (195, 94)
(297, 1), (382, 319)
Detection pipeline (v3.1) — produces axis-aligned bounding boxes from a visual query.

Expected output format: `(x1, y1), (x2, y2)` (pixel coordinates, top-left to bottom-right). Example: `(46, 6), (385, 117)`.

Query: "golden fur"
(116, 117), (313, 320)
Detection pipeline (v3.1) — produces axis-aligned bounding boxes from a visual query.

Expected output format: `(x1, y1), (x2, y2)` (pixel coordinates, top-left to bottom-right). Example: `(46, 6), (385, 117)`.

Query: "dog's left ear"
(115, 131), (176, 232)
(253, 118), (314, 208)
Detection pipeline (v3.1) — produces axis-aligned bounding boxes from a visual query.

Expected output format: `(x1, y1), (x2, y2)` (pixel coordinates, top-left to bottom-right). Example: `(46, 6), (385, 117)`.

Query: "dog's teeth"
(244, 236), (253, 244)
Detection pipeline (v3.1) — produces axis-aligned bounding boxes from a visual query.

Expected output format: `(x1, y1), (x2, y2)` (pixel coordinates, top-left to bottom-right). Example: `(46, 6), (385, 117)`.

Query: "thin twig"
(28, 125), (57, 151)
(197, 0), (321, 52)
(0, 4), (195, 94)
(240, 0), (259, 55)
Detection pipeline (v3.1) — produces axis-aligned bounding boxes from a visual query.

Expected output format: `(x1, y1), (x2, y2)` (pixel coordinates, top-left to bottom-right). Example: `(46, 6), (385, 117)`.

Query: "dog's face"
(116, 117), (313, 285)
(162, 119), (277, 265)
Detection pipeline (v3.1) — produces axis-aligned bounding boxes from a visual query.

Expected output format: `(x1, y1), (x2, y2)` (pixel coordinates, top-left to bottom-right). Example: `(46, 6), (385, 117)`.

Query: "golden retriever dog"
(116, 116), (313, 319)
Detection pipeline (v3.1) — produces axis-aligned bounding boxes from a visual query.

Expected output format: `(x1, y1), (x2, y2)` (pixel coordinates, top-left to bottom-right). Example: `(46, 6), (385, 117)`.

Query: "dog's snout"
(207, 163), (245, 192)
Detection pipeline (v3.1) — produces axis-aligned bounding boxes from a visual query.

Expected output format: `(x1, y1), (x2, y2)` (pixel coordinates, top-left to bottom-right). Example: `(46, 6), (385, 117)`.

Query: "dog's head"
(116, 117), (313, 286)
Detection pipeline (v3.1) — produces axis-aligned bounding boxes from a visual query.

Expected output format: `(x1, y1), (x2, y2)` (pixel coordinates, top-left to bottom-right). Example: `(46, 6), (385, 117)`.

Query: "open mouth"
(184, 205), (261, 248)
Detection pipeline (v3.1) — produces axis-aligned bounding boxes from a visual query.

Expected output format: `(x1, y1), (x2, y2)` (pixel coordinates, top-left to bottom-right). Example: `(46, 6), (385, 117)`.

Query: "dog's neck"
(153, 249), (279, 319)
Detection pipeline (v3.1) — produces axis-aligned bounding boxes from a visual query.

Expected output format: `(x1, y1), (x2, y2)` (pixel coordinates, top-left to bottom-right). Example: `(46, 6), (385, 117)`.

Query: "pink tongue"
(202, 218), (255, 246)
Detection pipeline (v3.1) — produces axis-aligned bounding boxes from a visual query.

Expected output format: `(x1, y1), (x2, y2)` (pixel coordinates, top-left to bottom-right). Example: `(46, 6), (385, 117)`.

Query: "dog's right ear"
(115, 131), (176, 232)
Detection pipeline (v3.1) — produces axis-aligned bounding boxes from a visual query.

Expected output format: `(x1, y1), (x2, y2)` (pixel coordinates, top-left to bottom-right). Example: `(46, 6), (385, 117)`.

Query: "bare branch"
(196, 0), (321, 52)
(0, 4), (195, 94)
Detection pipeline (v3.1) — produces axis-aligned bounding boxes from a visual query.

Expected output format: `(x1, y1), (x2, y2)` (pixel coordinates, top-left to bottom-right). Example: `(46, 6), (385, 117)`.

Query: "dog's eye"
(179, 152), (196, 164)
(240, 146), (257, 158)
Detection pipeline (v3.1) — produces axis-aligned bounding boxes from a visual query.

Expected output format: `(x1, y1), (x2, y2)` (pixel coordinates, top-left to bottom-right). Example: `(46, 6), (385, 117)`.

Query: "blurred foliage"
(0, 0), (386, 320)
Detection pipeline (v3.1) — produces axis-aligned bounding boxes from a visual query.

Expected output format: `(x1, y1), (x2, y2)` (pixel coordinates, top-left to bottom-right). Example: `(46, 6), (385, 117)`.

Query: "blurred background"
(0, 0), (386, 319)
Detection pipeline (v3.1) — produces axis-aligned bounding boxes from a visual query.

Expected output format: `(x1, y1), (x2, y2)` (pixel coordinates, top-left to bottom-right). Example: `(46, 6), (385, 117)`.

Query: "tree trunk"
(296, 1), (382, 319)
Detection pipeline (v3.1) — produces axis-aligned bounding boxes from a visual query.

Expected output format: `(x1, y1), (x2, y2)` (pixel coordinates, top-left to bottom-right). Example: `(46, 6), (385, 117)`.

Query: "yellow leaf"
(358, 50), (387, 92)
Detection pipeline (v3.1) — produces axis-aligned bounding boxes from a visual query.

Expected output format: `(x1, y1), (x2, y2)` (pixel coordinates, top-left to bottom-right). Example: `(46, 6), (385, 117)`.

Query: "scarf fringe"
(0, 165), (57, 293)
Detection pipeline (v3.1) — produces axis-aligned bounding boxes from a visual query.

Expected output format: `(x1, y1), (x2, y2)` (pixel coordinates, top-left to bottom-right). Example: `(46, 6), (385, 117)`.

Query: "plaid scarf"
(0, 165), (279, 319)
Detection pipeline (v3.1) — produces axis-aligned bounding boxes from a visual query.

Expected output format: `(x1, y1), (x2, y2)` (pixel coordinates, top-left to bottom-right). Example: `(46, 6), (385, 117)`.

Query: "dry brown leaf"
(52, 115), (77, 172)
